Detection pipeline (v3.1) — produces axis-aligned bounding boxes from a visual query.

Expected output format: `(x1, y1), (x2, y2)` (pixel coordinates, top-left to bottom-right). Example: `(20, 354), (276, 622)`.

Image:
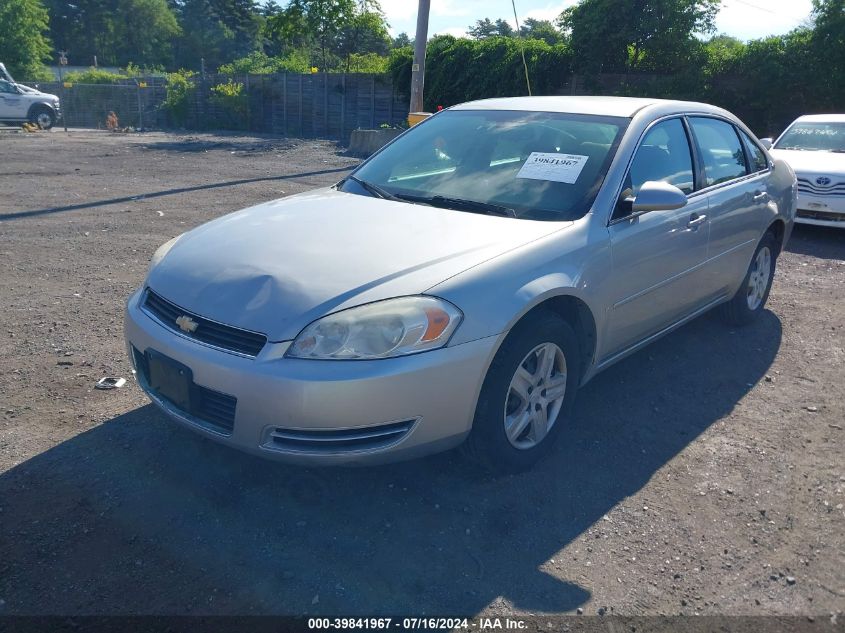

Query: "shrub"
(63, 68), (129, 84)
(209, 79), (247, 129)
(218, 50), (311, 75)
(343, 53), (389, 74)
(161, 69), (196, 127)
(388, 36), (572, 110)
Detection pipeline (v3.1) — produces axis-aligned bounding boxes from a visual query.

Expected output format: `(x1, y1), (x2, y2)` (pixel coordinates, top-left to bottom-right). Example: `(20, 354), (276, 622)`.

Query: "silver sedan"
(124, 96), (796, 472)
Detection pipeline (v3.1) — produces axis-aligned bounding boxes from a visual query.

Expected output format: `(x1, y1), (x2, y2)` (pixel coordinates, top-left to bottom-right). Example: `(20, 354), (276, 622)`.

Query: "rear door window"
(689, 117), (748, 186)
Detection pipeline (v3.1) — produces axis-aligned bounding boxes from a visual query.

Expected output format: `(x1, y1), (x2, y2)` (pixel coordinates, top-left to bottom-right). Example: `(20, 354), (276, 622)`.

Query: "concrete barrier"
(348, 128), (403, 157)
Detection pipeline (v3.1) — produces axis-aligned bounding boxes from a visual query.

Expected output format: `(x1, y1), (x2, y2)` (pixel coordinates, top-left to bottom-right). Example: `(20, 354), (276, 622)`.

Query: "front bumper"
(124, 288), (498, 465)
(795, 192), (845, 228)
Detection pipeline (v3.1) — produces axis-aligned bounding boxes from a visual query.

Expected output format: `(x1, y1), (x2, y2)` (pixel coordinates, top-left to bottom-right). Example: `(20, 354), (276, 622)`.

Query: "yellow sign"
(311, 67), (319, 74)
(63, 82), (72, 88)
(138, 82), (147, 88)
(408, 112), (432, 126)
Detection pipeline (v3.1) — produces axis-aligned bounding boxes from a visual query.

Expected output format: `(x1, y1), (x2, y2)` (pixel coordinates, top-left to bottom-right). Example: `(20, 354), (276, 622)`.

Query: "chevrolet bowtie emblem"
(175, 315), (199, 333)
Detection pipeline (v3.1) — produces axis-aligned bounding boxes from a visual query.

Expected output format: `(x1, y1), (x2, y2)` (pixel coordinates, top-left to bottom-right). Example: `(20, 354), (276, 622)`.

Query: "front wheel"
(463, 311), (581, 473)
(719, 231), (778, 326)
(29, 106), (55, 130)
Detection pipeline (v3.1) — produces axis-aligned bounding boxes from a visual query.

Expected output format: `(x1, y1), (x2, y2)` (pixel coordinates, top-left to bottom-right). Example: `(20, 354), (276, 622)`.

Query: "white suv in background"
(0, 78), (62, 129)
(766, 114), (845, 228)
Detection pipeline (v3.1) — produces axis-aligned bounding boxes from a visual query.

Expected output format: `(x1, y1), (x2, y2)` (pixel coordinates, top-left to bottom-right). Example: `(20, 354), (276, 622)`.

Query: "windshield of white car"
(774, 122), (845, 152)
(341, 110), (629, 221)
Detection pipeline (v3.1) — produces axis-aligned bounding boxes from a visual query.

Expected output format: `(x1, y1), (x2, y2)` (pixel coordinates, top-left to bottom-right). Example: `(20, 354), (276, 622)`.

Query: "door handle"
(687, 213), (707, 228)
(753, 191), (769, 202)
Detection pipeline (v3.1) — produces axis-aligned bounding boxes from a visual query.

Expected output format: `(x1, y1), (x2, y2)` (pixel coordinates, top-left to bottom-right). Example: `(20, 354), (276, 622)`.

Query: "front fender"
(430, 215), (609, 374)
(26, 101), (59, 118)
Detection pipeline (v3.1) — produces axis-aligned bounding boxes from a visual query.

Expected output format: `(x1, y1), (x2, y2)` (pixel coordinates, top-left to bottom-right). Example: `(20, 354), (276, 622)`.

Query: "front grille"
(797, 177), (845, 197)
(265, 419), (416, 453)
(142, 288), (267, 357)
(797, 209), (845, 222)
(133, 346), (237, 435)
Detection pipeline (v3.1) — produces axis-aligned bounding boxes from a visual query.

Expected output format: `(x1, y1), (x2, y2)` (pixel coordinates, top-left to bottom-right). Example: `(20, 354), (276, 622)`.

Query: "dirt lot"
(0, 129), (843, 620)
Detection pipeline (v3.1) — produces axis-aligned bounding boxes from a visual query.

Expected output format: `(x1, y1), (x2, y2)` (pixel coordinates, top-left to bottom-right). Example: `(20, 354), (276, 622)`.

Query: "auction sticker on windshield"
(516, 153), (589, 184)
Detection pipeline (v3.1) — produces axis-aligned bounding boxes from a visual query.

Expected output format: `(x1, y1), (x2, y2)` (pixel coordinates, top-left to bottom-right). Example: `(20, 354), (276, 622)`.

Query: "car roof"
(450, 96), (724, 118)
(793, 114), (845, 123)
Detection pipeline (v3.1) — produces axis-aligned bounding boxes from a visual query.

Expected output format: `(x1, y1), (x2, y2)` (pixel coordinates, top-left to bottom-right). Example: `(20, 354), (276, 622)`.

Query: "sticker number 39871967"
(516, 152), (589, 184)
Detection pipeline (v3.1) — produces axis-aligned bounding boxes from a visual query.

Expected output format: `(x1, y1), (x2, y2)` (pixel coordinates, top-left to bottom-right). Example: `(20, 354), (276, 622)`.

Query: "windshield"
(774, 121), (845, 152)
(342, 109), (629, 221)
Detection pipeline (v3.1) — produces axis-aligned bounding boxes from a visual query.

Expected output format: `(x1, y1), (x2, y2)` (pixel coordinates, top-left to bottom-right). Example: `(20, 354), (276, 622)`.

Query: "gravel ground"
(0, 129), (843, 620)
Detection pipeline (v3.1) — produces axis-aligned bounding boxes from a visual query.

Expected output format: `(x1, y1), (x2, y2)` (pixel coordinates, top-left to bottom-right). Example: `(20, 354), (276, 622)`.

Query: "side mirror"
(759, 138), (773, 150)
(631, 181), (688, 213)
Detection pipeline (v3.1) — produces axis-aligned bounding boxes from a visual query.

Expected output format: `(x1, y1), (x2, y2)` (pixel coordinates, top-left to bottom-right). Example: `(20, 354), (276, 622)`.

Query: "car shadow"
(786, 224), (845, 260)
(0, 310), (781, 615)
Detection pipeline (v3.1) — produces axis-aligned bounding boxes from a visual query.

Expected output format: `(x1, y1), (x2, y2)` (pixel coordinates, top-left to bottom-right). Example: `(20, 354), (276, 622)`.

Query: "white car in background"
(765, 114), (845, 228)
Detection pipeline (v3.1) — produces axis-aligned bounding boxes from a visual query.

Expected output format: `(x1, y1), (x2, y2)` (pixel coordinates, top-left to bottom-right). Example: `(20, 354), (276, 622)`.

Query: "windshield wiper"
(344, 178), (517, 217)
(346, 175), (402, 201)
(393, 193), (517, 218)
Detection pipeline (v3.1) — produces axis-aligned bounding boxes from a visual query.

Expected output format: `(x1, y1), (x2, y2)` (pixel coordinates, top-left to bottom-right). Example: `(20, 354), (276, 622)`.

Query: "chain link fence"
(22, 71), (790, 139)
(25, 73), (410, 139)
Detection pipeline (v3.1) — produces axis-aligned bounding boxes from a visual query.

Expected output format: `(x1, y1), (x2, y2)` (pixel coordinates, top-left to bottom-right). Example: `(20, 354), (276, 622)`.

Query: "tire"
(463, 310), (581, 473)
(719, 230), (778, 326)
(29, 106), (55, 130)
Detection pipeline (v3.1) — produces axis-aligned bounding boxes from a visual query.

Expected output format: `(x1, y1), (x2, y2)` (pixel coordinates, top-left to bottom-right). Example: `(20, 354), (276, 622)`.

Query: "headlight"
(287, 296), (463, 360)
(148, 233), (183, 272)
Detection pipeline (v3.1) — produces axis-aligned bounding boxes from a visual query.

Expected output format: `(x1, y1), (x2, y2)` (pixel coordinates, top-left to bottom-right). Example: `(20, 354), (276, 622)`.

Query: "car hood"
(18, 85), (58, 100)
(147, 189), (568, 341)
(769, 148), (845, 177)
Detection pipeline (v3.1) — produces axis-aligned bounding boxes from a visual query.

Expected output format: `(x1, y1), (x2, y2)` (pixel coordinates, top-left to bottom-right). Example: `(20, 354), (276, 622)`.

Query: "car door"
(602, 117), (711, 359)
(0, 80), (23, 118)
(688, 117), (772, 297)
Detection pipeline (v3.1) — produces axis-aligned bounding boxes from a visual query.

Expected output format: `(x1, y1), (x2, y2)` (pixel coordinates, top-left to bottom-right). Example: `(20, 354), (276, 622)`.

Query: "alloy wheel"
(503, 342), (568, 450)
(746, 246), (772, 310)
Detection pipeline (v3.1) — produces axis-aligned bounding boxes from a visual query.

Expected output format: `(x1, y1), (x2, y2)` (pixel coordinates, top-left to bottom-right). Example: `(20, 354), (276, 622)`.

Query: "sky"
(379, 0), (816, 42)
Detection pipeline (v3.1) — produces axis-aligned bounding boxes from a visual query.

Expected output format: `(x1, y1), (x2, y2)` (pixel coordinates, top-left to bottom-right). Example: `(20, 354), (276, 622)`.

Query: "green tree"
(810, 0), (845, 106)
(268, 0), (356, 71)
(114, 0), (180, 66)
(467, 18), (497, 38)
(171, 0), (261, 70)
(42, 0), (108, 67)
(43, 0), (179, 67)
(338, 1), (391, 70)
(702, 34), (744, 76)
(0, 0), (52, 79)
(559, 0), (719, 73)
(468, 17), (519, 39)
(494, 19), (514, 37)
(260, 0), (283, 16)
(392, 32), (411, 48)
(519, 18), (562, 45)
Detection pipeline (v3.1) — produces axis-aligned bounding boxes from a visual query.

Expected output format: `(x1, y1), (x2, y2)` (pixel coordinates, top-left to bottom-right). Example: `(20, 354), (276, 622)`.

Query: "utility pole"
(58, 51), (68, 132)
(409, 0), (430, 114)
